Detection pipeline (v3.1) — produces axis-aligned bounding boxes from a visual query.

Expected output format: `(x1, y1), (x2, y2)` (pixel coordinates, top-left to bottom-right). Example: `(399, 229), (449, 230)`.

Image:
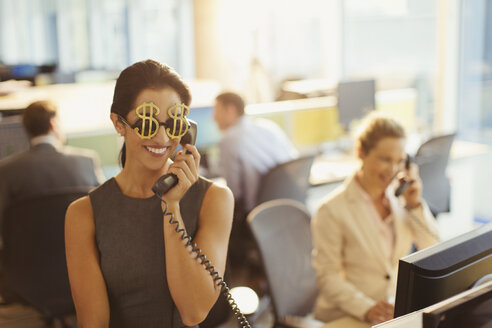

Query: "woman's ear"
(357, 146), (366, 160)
(110, 113), (125, 136)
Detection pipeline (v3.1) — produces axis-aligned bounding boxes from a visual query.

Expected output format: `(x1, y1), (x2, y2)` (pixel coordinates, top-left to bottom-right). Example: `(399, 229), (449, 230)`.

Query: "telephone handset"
(394, 154), (412, 197)
(152, 119), (197, 197)
(152, 120), (251, 328)
(393, 155), (440, 242)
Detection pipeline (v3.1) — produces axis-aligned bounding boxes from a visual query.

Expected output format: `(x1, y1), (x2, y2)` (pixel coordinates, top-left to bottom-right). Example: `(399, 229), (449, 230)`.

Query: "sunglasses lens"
(166, 117), (189, 138)
(148, 120), (159, 136)
(132, 117), (189, 139)
(134, 119), (157, 137)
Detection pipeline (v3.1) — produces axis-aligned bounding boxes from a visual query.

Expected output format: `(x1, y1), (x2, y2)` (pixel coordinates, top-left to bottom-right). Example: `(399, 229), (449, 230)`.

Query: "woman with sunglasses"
(65, 60), (234, 327)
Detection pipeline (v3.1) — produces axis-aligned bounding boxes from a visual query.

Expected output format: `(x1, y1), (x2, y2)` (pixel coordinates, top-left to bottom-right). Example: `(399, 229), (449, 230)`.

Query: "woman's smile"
(144, 145), (169, 157)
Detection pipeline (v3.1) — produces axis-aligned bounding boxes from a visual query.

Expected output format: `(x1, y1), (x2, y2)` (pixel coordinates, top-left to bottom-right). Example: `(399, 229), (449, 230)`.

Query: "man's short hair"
(215, 92), (245, 116)
(23, 100), (57, 138)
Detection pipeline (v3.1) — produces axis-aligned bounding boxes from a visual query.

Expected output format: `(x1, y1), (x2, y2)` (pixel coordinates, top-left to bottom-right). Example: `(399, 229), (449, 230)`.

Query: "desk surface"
(0, 82), (116, 137)
(282, 78), (337, 96)
(309, 139), (492, 186)
(0, 80), (222, 138)
(322, 316), (370, 328)
(246, 96), (336, 116)
(310, 151), (358, 186)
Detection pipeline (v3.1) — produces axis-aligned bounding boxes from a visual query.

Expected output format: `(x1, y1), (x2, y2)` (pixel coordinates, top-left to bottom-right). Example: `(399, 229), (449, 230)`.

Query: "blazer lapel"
(344, 176), (392, 272)
(387, 191), (410, 264)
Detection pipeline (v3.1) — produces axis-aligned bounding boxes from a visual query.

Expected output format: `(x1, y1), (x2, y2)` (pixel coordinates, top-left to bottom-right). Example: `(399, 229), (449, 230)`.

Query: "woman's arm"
(161, 144), (234, 326)
(400, 163), (440, 248)
(164, 183), (233, 326)
(65, 196), (110, 328)
(405, 202), (440, 248)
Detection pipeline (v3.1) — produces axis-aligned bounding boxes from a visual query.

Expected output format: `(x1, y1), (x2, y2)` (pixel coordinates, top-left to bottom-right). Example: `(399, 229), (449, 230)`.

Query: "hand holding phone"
(394, 154), (412, 197)
(153, 119), (198, 197)
(395, 154), (424, 209)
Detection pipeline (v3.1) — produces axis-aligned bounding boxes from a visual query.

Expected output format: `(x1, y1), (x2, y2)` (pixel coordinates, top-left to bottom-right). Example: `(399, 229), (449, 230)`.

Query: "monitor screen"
(0, 115), (30, 160)
(337, 79), (376, 127)
(394, 222), (492, 317)
(187, 106), (221, 149)
(11, 64), (38, 78)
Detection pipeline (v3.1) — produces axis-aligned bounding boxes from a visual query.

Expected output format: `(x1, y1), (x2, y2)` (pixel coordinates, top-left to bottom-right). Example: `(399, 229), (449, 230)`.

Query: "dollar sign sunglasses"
(118, 103), (190, 140)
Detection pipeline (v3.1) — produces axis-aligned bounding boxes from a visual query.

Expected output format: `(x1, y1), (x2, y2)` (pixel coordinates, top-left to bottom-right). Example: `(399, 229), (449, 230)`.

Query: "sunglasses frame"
(118, 114), (191, 140)
(117, 101), (191, 140)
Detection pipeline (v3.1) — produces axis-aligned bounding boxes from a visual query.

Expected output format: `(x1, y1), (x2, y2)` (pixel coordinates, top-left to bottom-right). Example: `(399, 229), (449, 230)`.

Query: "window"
(0, 0), (193, 76)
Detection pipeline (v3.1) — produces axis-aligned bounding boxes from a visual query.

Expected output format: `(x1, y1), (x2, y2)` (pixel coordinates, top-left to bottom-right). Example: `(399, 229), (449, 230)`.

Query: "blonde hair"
(355, 112), (406, 155)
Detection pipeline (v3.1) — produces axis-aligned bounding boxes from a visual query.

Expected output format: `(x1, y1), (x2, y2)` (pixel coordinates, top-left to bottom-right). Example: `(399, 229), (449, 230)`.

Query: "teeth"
(146, 146), (166, 154)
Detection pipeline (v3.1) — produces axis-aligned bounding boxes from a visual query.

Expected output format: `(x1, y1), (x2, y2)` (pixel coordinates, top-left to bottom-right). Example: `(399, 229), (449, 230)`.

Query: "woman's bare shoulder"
(66, 195), (94, 229)
(199, 182), (234, 223)
(205, 182), (233, 203)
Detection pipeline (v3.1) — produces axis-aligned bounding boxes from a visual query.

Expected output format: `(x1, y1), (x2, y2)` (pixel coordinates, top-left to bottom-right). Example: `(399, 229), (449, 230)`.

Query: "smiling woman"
(113, 88), (184, 173)
(311, 112), (440, 325)
(64, 59), (234, 328)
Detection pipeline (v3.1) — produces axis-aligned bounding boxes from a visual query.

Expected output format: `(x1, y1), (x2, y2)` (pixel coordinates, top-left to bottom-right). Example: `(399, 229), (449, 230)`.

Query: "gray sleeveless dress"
(90, 176), (212, 328)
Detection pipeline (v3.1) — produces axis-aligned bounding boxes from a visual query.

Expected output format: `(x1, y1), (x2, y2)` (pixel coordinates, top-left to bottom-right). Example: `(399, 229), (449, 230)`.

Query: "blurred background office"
(1, 0), (492, 327)
(1, 0), (489, 222)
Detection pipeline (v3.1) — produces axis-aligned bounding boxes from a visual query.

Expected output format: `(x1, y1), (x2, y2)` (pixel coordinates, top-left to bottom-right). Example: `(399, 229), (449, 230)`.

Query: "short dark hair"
(111, 59), (192, 167)
(215, 91), (245, 116)
(22, 100), (57, 138)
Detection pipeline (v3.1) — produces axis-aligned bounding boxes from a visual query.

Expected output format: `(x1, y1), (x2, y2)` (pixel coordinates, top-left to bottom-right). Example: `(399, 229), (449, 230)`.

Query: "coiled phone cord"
(159, 197), (252, 328)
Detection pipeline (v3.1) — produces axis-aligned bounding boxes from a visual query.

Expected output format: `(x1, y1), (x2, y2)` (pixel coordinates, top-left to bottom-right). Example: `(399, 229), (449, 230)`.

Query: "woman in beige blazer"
(311, 114), (439, 325)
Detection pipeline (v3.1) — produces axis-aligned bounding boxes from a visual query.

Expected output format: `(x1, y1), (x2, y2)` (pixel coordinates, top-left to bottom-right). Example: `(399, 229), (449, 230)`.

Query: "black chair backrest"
(247, 199), (317, 321)
(256, 154), (315, 207)
(414, 133), (456, 216)
(1, 187), (90, 318)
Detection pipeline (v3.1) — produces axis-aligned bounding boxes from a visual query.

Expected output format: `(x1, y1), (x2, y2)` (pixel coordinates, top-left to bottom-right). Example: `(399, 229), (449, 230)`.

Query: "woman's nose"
(154, 124), (170, 142)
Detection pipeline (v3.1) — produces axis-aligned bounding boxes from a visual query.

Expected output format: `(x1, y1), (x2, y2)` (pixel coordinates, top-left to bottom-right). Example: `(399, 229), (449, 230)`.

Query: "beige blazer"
(311, 174), (439, 322)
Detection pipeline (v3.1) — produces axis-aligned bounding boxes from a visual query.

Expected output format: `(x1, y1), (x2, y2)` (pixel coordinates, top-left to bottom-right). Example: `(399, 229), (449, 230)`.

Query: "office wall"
(244, 88), (416, 150)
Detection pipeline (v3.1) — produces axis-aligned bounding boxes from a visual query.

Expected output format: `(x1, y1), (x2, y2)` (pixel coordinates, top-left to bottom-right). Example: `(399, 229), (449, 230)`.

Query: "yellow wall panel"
(293, 107), (344, 146)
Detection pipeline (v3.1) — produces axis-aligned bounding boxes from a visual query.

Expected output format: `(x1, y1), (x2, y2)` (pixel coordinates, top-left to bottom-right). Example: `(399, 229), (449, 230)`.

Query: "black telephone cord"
(159, 197), (252, 328)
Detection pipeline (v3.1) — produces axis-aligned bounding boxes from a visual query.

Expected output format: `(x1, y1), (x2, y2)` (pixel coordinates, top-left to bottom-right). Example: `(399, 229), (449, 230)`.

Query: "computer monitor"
(394, 222), (492, 317)
(10, 64), (38, 83)
(422, 280), (492, 328)
(187, 106), (221, 149)
(337, 79), (376, 128)
(0, 115), (30, 160)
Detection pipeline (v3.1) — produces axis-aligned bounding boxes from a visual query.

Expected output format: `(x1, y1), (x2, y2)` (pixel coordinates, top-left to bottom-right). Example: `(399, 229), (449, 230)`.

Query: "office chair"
(0, 115), (30, 160)
(1, 187), (91, 327)
(247, 199), (321, 328)
(256, 154), (316, 207)
(414, 133), (456, 217)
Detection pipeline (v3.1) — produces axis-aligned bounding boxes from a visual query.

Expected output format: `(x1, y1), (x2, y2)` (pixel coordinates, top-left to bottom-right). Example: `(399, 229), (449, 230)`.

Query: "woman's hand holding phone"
(397, 161), (423, 209)
(153, 119), (199, 202)
(161, 144), (200, 204)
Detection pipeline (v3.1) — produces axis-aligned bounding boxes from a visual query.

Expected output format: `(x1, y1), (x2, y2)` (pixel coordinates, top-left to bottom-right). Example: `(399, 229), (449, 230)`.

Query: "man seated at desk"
(213, 91), (298, 288)
(311, 113), (439, 325)
(213, 91), (298, 216)
(0, 100), (105, 247)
